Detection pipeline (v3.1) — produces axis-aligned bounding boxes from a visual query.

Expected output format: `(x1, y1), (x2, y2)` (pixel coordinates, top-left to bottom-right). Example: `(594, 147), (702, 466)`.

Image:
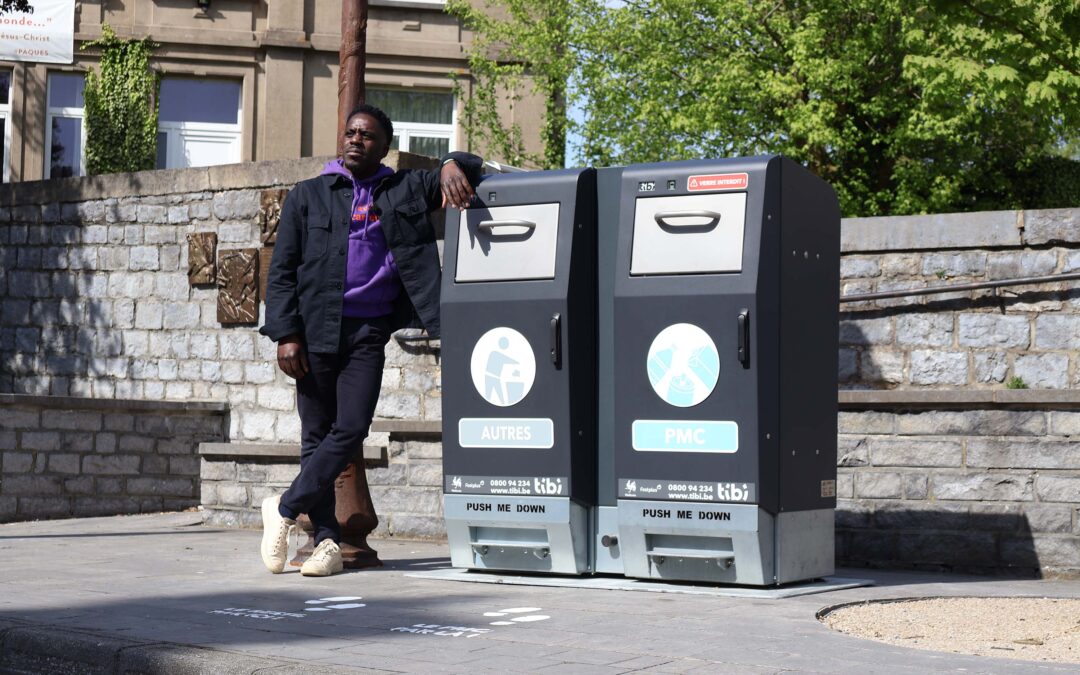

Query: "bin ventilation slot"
(472, 543), (551, 560)
(470, 526), (548, 546)
(647, 548), (735, 568)
(470, 526), (552, 562)
(646, 534), (735, 568)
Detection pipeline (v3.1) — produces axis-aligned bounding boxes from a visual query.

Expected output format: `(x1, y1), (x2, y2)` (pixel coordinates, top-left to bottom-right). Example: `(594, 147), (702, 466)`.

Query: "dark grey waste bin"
(441, 168), (597, 574)
(604, 156), (840, 585)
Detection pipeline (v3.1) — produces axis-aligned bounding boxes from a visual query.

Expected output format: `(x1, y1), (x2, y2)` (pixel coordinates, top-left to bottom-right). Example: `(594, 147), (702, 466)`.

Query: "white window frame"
(157, 78), (243, 169)
(371, 0), (446, 8)
(44, 72), (86, 180)
(394, 121), (456, 155)
(157, 121), (242, 169)
(369, 87), (457, 156)
(0, 70), (11, 183)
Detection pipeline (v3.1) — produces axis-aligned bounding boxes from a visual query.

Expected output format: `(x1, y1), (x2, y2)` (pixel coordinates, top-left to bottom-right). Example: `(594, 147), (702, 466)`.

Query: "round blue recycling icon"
(646, 323), (720, 407)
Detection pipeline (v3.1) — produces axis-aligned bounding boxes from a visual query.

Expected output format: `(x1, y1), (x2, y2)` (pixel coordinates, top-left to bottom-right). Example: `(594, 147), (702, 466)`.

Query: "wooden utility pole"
(292, 0), (381, 572)
(337, 0), (369, 155)
(331, 0), (379, 569)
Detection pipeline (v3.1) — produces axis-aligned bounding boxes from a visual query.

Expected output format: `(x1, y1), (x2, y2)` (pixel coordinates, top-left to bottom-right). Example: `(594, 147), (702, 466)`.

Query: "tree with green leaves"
(902, 0), (1080, 211)
(453, 0), (1079, 215)
(81, 25), (160, 175)
(446, 0), (573, 169)
(0, 1), (32, 13)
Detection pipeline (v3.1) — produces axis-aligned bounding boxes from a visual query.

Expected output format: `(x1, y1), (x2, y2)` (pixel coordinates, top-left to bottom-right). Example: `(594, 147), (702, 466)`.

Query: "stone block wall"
(198, 446), (307, 530)
(0, 153), (443, 446)
(199, 428), (445, 539)
(839, 209), (1079, 389)
(0, 394), (226, 522)
(371, 430), (445, 539)
(837, 398), (1080, 577)
(832, 209), (1080, 576)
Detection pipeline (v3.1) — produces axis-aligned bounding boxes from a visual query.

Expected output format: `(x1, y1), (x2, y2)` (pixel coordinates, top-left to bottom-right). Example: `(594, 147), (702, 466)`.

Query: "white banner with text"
(0, 0), (76, 64)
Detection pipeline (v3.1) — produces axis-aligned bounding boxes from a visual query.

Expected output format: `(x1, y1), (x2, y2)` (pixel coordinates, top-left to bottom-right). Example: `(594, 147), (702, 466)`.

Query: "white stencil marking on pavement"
(486, 606), (551, 626)
(210, 597), (365, 621)
(391, 606), (552, 637)
(391, 624), (491, 639)
(207, 608), (306, 621)
(484, 606), (541, 616)
(304, 596), (366, 612)
(306, 596), (362, 605)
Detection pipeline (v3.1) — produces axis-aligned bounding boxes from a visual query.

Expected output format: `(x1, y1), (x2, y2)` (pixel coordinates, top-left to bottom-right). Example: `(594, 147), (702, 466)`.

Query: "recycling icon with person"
(470, 327), (537, 407)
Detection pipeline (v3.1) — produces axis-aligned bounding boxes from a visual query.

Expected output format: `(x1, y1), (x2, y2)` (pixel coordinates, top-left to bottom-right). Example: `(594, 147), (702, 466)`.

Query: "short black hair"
(346, 104), (394, 142)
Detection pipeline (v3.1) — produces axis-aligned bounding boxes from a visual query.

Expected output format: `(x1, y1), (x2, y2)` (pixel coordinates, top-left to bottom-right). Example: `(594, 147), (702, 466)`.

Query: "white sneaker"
(260, 495), (295, 573)
(301, 539), (344, 577)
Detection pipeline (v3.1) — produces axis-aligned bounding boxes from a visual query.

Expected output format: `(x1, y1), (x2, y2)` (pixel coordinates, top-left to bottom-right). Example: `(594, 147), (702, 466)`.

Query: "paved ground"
(1, 512), (1078, 674)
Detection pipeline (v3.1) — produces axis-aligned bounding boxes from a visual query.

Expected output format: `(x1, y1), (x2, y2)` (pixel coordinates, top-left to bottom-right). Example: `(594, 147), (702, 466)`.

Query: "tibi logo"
(533, 477), (563, 495)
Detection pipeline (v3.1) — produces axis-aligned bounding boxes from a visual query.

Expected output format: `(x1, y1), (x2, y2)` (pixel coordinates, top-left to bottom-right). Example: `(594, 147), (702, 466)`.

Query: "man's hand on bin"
(440, 161), (475, 210)
(276, 334), (309, 380)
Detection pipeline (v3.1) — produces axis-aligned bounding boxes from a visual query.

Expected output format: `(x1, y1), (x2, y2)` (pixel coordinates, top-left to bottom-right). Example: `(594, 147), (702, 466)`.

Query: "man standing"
(259, 104), (482, 576)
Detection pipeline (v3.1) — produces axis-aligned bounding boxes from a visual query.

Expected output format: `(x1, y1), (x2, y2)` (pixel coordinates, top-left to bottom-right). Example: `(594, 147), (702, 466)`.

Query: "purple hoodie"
(321, 160), (401, 319)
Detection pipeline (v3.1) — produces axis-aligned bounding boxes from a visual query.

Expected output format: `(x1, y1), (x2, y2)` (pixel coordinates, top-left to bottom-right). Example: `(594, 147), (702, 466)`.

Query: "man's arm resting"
(439, 151), (484, 184)
(434, 151), (483, 210)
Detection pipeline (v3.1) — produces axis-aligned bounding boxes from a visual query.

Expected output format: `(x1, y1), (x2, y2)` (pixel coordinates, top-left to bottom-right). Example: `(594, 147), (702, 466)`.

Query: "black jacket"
(260, 152), (483, 353)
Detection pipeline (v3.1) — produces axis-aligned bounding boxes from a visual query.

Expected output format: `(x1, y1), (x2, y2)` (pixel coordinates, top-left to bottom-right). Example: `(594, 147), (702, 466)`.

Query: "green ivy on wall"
(82, 25), (160, 175)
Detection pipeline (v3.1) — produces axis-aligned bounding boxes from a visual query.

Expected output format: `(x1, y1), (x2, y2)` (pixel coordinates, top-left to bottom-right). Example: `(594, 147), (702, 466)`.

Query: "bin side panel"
(777, 158), (841, 513)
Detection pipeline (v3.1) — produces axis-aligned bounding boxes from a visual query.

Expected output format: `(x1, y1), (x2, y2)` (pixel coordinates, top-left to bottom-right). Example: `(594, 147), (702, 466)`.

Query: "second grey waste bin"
(605, 156), (840, 585)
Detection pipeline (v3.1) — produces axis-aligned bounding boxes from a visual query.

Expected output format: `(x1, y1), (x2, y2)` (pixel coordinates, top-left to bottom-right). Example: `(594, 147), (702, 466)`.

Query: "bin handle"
(738, 308), (750, 368)
(477, 219), (536, 233)
(654, 210), (721, 229)
(550, 313), (562, 368)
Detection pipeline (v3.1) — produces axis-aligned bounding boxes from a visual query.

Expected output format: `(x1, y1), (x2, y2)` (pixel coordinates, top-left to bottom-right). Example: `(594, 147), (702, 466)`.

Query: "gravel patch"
(821, 597), (1080, 664)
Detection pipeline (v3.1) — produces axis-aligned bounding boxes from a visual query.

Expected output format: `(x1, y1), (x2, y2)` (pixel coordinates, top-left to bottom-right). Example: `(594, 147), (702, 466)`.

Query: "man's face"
(342, 113), (390, 178)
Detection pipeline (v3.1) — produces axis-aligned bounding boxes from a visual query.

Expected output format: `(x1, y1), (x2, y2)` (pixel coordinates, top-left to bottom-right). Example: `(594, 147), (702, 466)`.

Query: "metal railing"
(395, 272), (1080, 341)
(840, 271), (1080, 304)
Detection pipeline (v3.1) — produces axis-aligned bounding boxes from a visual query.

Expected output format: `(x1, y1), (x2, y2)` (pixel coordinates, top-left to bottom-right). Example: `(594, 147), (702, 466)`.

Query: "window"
(367, 88), (454, 157)
(45, 72), (85, 179)
(372, 1), (446, 7)
(0, 70), (10, 183)
(156, 77), (242, 169)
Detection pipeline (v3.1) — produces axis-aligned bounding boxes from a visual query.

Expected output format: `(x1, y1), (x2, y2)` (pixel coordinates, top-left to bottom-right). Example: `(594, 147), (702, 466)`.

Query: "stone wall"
(834, 210), (1080, 576)
(0, 155), (445, 530)
(837, 393), (1080, 577)
(839, 209), (1079, 389)
(199, 426), (444, 539)
(369, 426), (445, 539)
(0, 153), (443, 444)
(0, 394), (226, 522)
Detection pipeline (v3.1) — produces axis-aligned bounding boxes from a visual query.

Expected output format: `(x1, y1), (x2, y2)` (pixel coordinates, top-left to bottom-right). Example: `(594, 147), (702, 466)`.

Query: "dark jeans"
(280, 316), (391, 545)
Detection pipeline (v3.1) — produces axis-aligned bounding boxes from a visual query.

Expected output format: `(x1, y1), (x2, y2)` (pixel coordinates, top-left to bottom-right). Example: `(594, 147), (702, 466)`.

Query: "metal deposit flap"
(455, 203), (561, 282)
(630, 193), (747, 275)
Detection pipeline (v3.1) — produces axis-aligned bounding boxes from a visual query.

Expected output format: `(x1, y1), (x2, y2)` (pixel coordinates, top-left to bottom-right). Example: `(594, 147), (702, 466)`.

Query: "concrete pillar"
(260, 50), (304, 161)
